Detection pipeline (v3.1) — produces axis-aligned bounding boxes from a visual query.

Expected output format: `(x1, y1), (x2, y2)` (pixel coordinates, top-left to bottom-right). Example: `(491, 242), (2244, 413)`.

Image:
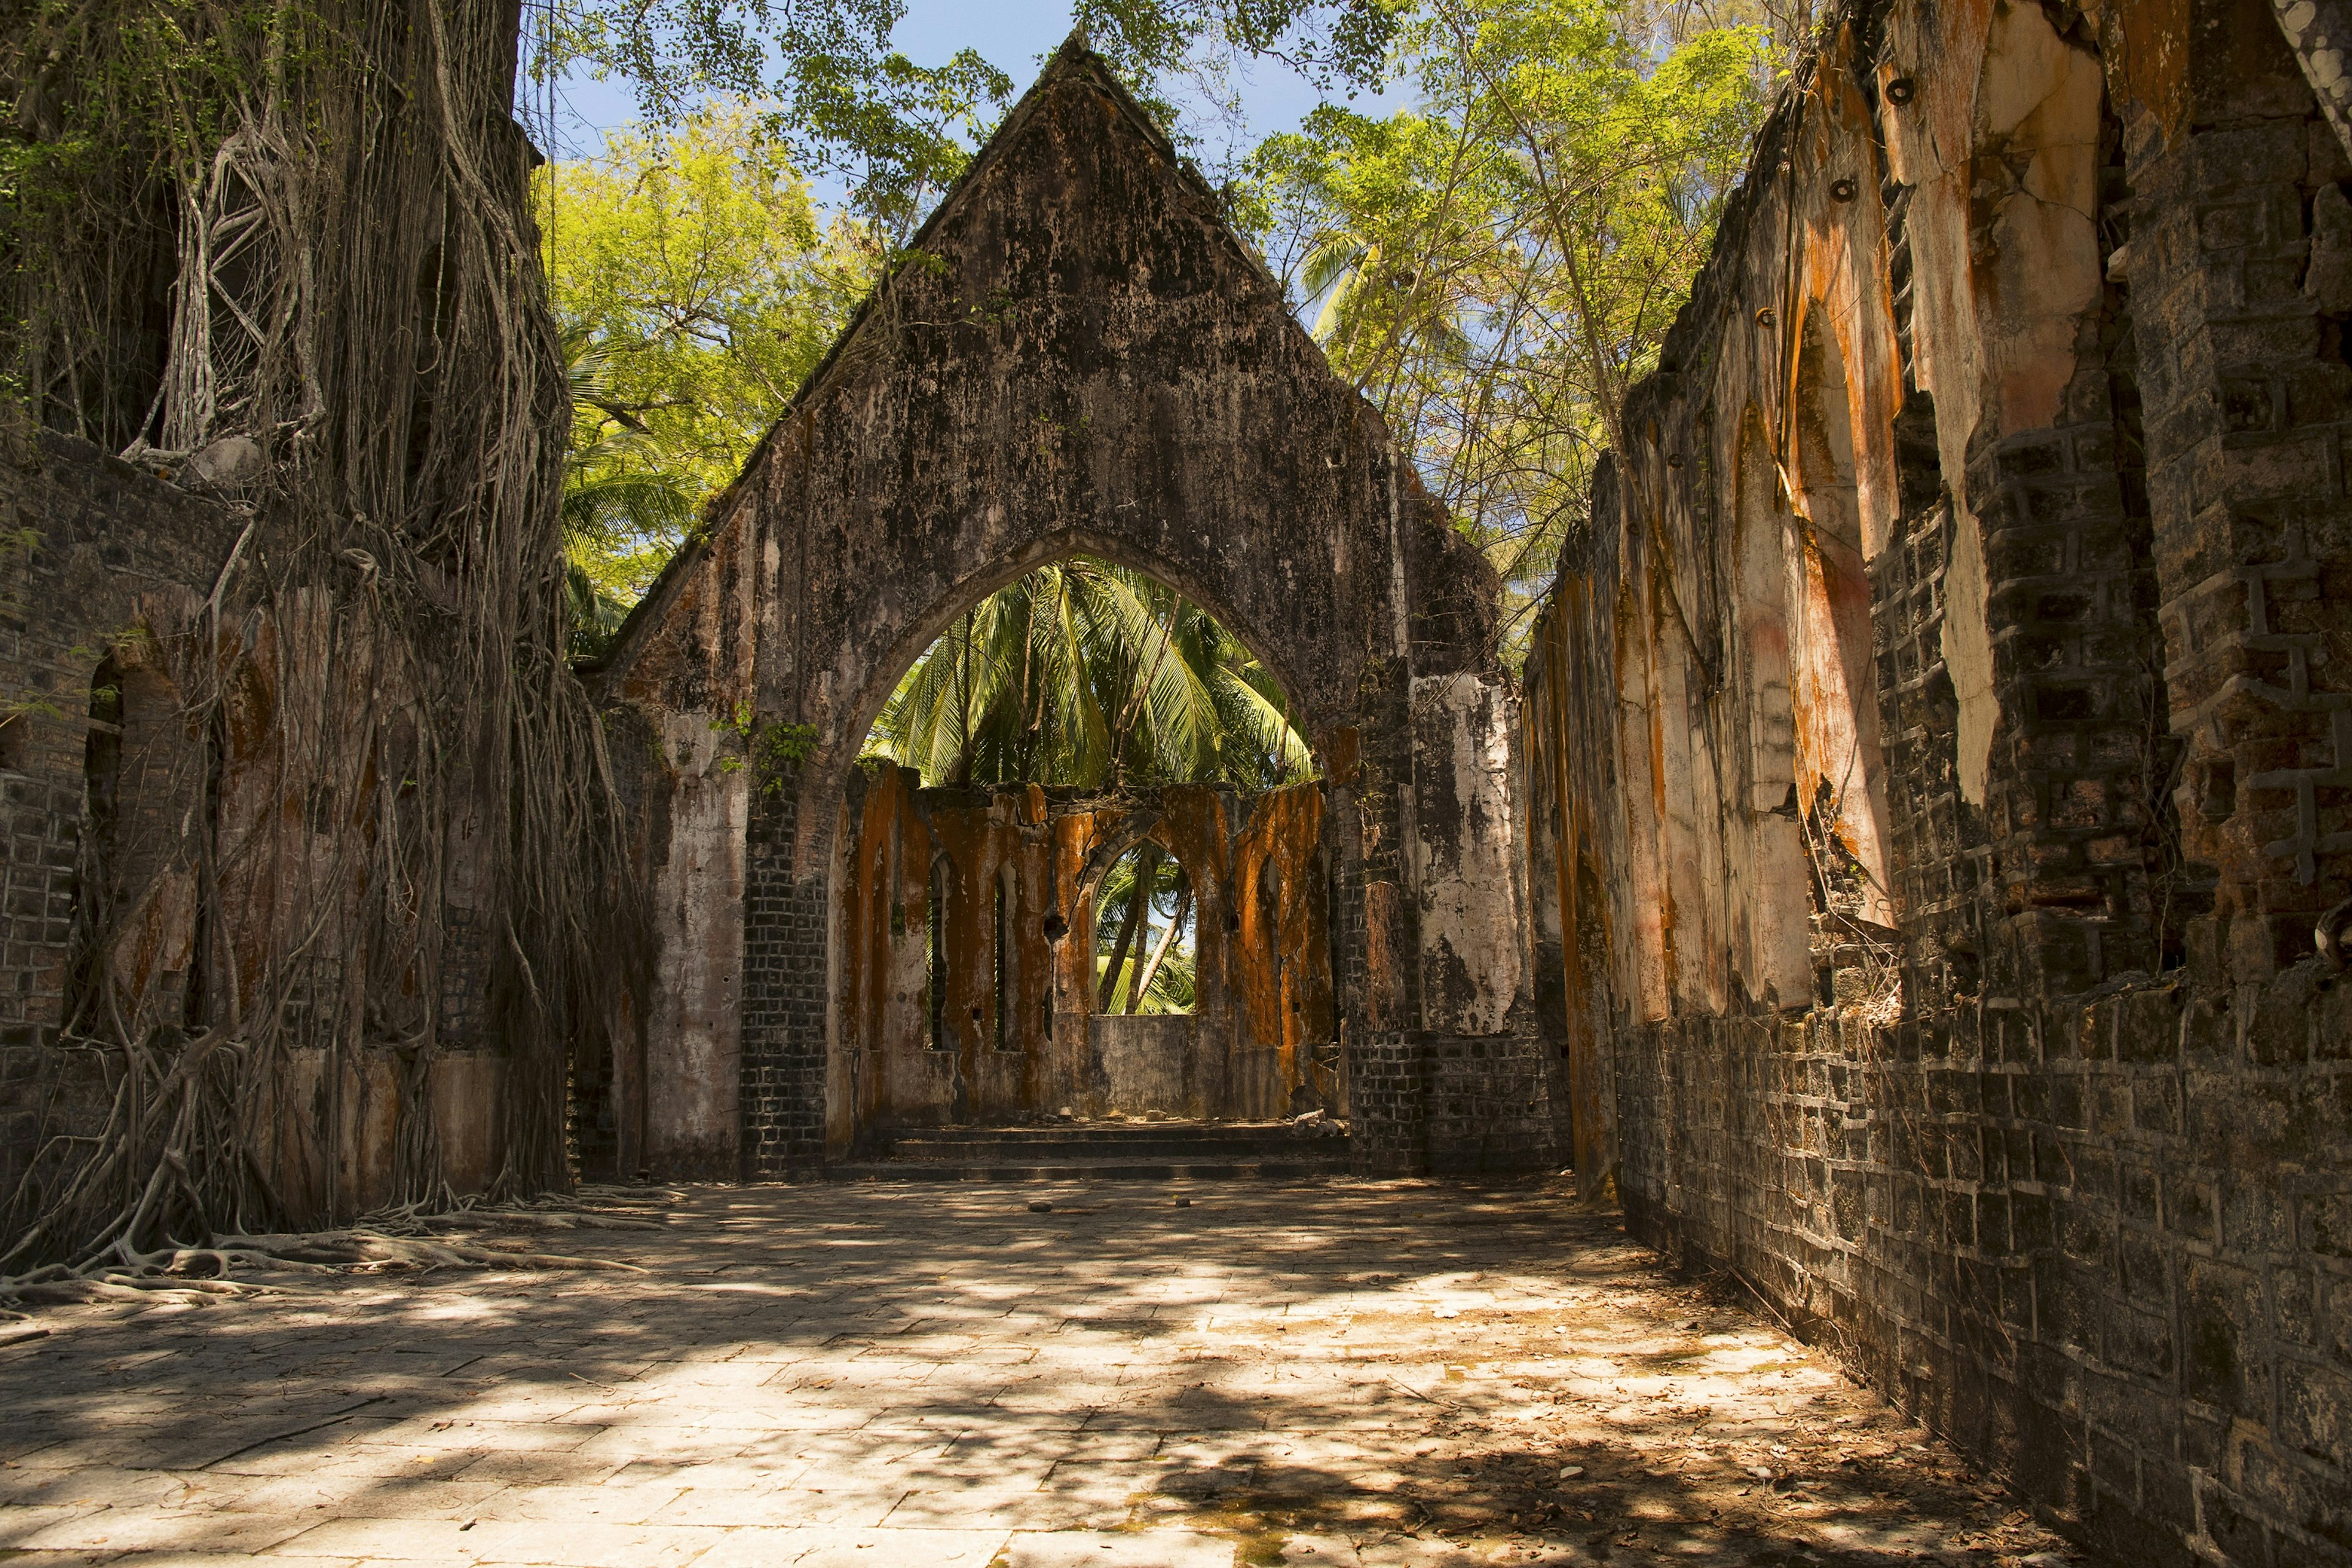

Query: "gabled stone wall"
(594, 40), (1555, 1182)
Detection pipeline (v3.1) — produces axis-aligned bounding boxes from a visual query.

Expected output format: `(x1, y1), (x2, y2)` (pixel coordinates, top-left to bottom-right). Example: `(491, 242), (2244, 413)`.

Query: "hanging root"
(2, 0), (651, 1272)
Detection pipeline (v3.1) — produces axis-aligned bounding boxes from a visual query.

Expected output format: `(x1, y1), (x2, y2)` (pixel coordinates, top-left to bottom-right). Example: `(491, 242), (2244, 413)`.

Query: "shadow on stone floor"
(0, 1180), (2092, 1567)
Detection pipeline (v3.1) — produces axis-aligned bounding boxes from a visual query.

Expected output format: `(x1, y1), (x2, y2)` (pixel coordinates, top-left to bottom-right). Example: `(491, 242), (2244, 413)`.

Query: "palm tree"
(865, 557), (1310, 1020)
(559, 328), (699, 660)
(862, 557), (1312, 791)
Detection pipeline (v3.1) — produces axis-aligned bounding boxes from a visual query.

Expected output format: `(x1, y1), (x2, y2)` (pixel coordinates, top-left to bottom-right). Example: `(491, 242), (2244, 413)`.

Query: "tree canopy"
(538, 105), (867, 635)
(539, 0), (1784, 666)
(1238, 0), (1770, 649)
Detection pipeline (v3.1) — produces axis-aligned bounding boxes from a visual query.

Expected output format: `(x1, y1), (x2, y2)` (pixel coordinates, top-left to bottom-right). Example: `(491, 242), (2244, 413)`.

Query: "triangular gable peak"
(589, 31), (1531, 1189)
(591, 36), (1345, 693)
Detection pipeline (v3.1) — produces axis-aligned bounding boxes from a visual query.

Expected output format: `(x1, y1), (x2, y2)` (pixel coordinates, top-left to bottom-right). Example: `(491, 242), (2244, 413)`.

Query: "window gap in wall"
(928, 856), (951, 1052)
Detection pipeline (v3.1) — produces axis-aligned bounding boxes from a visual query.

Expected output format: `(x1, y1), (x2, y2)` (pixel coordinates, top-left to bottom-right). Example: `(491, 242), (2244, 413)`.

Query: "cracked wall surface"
(0, 433), (514, 1226)
(594, 39), (1553, 1181)
(1522, 2), (2352, 1564)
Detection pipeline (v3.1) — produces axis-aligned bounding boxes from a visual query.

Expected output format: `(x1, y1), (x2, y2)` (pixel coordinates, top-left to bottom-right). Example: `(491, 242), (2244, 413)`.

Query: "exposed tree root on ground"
(0, 1185), (684, 1314)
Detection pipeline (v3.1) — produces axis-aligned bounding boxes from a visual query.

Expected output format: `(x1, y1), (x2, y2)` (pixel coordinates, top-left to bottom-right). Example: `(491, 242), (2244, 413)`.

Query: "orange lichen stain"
(1234, 783), (1334, 1102)
(2104, 0), (2189, 145)
(1361, 878), (1402, 1031)
(1323, 726), (1361, 786)
(840, 761), (935, 1128)
(1522, 575), (1617, 1186)
(840, 773), (1341, 1127)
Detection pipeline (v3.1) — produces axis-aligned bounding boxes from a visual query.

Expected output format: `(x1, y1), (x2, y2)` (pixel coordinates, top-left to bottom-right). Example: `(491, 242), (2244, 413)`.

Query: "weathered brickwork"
(0, 433), (240, 1208)
(740, 792), (830, 1175)
(1523, 4), (2352, 1564)
(1871, 489), (1992, 1005)
(2130, 10), (2352, 984)
(597, 42), (1547, 1183)
(1610, 975), (2352, 1568)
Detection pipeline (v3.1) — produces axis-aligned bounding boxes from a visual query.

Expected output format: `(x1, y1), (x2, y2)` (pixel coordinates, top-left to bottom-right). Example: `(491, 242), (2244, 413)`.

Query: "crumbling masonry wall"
(1523, 2), (2352, 1564)
(834, 765), (1336, 1134)
(595, 40), (1551, 1181)
(0, 432), (514, 1227)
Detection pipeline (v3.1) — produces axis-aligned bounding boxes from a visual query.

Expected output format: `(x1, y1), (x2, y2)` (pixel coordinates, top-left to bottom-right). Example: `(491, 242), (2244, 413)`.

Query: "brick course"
(1522, 4), (2352, 1563)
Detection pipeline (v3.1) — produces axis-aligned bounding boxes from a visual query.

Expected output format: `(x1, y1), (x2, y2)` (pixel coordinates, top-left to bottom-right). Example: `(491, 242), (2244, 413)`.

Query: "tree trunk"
(1096, 845), (1156, 1011)
(1128, 884), (1190, 1014)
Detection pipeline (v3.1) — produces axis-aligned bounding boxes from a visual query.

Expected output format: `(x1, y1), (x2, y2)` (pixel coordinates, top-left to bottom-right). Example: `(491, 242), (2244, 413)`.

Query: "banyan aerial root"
(0, 1185), (683, 1315)
(2, 0), (650, 1265)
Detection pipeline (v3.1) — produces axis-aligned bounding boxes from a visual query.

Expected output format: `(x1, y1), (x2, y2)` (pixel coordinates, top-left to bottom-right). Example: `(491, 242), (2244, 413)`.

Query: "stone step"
(884, 1119), (1332, 1146)
(884, 1134), (1335, 1161)
(832, 1120), (1351, 1182)
(823, 1153), (1352, 1183)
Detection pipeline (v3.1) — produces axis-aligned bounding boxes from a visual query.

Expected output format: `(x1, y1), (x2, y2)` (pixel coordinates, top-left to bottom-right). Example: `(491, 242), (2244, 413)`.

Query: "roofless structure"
(587, 37), (1558, 1180)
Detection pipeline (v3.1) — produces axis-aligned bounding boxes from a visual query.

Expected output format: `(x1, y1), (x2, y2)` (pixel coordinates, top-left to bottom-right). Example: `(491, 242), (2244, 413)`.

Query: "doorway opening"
(835, 552), (1336, 1135)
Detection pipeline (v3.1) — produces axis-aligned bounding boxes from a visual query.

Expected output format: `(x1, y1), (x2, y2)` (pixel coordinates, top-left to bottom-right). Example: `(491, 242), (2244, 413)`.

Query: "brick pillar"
(739, 789), (831, 1175)
(2125, 0), (2352, 982)
(1964, 404), (2173, 997)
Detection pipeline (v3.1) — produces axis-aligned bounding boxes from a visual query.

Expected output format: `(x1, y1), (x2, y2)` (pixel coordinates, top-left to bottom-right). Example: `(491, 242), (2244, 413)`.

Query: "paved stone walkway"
(0, 1180), (2088, 1566)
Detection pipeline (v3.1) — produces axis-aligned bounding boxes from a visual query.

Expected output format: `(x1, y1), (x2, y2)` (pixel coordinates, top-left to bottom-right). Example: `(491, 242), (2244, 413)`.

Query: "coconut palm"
(862, 556), (1312, 790)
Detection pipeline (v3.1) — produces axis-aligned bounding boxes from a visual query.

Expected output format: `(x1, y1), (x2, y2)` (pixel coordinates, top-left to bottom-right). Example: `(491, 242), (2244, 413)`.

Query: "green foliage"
(1, 0), (301, 443)
(709, 701), (817, 796)
(1093, 846), (1196, 1014)
(535, 0), (1008, 242)
(1097, 944), (1197, 1013)
(541, 0), (1402, 241)
(541, 105), (868, 630)
(535, 0), (1773, 674)
(861, 556), (1313, 791)
(1238, 0), (1771, 659)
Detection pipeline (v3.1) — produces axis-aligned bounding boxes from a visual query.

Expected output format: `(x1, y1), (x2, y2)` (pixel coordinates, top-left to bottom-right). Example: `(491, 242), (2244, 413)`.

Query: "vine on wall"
(1, 0), (644, 1272)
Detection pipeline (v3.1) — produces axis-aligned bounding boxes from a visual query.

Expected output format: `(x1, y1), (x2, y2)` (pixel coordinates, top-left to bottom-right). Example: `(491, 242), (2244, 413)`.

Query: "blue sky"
(535, 0), (1405, 181)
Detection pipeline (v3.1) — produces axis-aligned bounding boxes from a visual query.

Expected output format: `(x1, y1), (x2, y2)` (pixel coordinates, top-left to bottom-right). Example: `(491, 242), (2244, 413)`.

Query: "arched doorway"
(829, 552), (1338, 1146)
(591, 37), (1542, 1180)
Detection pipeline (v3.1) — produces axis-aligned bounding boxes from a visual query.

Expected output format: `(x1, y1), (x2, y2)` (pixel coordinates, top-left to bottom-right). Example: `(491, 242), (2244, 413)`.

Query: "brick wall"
(1611, 970), (2352, 1567)
(0, 432), (241, 1210)
(739, 791), (831, 1175)
(1521, 4), (2352, 1563)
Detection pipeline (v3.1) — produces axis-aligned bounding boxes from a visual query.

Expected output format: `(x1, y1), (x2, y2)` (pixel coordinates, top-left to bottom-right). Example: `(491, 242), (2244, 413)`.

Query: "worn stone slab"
(0, 1182), (2083, 1567)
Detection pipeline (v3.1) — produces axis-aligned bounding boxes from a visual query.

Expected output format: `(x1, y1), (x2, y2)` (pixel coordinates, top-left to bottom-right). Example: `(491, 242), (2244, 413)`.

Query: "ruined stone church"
(4, 0), (2351, 1563)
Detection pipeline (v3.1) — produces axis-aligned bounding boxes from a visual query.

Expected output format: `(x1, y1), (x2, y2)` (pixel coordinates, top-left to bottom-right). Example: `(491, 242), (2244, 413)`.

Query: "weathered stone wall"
(0, 432), (516, 1227)
(1522, 2), (2352, 1563)
(0, 434), (239, 1210)
(832, 766), (1336, 1136)
(595, 40), (1555, 1180)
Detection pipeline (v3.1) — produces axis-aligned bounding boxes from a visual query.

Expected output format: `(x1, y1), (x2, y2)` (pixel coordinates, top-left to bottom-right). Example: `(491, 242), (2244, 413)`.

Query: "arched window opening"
(927, 854), (953, 1052)
(1094, 842), (1194, 1016)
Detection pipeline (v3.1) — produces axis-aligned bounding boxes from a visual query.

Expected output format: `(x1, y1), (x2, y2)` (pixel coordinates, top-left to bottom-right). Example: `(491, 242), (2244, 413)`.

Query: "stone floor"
(0, 1178), (2090, 1567)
